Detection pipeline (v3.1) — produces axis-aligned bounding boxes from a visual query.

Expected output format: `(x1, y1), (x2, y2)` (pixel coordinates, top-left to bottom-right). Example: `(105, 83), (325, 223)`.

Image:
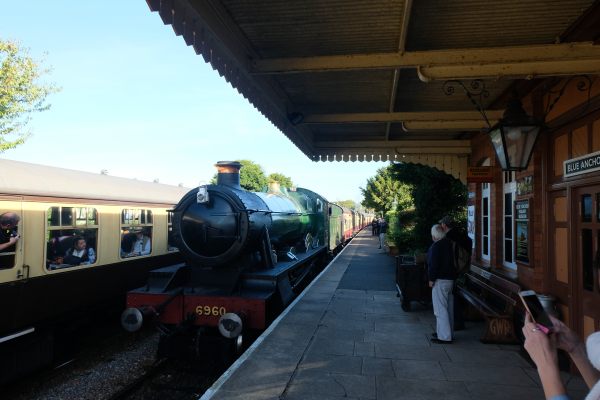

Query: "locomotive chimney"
(267, 180), (281, 193)
(215, 161), (242, 190)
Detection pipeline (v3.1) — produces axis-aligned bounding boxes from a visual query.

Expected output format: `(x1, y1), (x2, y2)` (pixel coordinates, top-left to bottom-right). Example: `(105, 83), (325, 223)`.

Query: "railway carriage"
(0, 159), (188, 384)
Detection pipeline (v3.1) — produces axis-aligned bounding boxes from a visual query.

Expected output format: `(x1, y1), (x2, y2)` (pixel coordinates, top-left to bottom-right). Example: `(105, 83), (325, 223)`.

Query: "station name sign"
(564, 151), (600, 178)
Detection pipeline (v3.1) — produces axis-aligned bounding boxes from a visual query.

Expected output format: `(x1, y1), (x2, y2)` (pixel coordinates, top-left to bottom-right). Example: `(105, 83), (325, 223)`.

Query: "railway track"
(109, 358), (223, 400)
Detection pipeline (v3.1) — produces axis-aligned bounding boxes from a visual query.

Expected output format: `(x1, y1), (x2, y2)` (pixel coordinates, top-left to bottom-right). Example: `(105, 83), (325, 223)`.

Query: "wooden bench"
(456, 265), (521, 344)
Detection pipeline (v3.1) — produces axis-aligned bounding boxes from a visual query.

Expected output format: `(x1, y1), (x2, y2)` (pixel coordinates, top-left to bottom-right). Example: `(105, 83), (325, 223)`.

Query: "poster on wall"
(467, 205), (475, 249)
(515, 221), (529, 263)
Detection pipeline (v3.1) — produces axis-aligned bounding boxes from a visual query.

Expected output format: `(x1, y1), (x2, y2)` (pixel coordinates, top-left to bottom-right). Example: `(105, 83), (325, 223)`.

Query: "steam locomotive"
(121, 161), (372, 357)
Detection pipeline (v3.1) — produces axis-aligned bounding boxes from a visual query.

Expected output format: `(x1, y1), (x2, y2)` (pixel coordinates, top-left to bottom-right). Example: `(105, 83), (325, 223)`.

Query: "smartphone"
(518, 290), (554, 333)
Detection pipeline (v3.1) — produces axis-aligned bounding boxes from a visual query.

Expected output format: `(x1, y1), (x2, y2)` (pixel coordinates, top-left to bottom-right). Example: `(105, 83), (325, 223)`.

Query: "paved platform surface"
(202, 230), (588, 400)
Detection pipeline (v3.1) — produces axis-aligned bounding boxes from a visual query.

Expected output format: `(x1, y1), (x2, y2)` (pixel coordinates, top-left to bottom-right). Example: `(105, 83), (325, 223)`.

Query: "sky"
(1, 1), (387, 204)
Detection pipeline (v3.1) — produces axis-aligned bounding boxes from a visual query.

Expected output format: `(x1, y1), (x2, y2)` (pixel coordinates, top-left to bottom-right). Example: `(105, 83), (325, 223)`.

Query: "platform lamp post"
(487, 95), (543, 171)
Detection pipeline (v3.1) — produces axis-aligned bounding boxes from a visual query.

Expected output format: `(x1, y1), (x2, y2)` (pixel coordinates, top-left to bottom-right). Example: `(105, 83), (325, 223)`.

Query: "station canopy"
(146, 0), (600, 182)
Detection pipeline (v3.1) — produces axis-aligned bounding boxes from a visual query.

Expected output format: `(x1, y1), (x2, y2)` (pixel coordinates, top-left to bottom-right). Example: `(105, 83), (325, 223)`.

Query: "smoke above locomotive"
(170, 161), (326, 269)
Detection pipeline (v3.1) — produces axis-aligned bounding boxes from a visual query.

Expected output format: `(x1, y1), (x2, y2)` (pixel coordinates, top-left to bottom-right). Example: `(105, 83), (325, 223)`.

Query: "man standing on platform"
(428, 224), (456, 344)
(439, 215), (473, 331)
(378, 218), (387, 249)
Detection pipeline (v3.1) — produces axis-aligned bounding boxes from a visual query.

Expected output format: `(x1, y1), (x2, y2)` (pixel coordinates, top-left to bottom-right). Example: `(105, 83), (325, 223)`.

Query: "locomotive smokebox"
(216, 161), (242, 190)
(171, 161), (271, 270)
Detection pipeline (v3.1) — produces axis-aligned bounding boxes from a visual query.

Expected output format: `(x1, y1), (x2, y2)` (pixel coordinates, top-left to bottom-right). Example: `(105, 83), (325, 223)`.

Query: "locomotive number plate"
(195, 305), (227, 316)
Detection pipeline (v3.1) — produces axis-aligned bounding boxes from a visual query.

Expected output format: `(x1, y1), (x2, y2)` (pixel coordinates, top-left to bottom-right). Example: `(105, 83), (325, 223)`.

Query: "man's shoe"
(430, 338), (452, 344)
(431, 332), (438, 339)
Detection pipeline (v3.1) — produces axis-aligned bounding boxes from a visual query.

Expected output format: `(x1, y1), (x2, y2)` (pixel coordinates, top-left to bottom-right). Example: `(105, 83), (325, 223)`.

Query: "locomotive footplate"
(124, 245), (327, 334)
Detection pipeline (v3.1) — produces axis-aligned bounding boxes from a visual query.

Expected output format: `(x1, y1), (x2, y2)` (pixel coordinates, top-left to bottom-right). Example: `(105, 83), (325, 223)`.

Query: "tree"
(238, 160), (269, 191)
(391, 162), (467, 251)
(268, 172), (293, 189)
(336, 200), (357, 209)
(1, 40), (58, 152)
(360, 166), (413, 215)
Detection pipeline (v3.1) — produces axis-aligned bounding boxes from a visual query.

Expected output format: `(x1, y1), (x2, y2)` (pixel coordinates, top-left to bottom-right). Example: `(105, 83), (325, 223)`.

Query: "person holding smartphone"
(523, 313), (600, 400)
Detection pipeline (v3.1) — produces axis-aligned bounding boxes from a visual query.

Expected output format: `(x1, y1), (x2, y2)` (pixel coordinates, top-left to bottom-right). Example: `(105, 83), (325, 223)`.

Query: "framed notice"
(515, 199), (530, 264)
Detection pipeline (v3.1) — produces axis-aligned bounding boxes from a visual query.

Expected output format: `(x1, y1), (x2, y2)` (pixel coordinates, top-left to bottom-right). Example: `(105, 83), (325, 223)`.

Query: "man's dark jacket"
(427, 237), (456, 281)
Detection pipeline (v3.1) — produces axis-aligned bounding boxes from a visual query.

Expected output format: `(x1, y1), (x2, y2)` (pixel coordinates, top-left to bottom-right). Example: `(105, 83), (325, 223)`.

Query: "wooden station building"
(144, 0), (600, 339)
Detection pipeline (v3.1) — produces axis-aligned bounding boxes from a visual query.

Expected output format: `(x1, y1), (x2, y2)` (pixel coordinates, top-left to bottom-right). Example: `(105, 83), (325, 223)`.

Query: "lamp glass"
(489, 126), (507, 170)
(489, 123), (540, 171)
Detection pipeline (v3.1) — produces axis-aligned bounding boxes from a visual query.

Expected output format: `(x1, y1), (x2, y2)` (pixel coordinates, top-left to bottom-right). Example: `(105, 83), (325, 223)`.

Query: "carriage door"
(574, 185), (600, 338)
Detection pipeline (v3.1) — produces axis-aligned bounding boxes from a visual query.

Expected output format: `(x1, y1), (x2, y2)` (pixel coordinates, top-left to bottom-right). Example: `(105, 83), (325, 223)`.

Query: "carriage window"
(0, 213), (20, 270)
(167, 211), (178, 252)
(121, 208), (153, 258)
(46, 206), (98, 270)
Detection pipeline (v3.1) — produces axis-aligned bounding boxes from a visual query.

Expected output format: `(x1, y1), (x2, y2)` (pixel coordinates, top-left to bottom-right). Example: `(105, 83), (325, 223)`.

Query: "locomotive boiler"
(121, 161), (331, 356)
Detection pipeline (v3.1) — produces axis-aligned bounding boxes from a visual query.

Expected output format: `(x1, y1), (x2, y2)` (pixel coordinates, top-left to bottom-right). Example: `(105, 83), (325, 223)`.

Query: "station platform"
(201, 230), (588, 400)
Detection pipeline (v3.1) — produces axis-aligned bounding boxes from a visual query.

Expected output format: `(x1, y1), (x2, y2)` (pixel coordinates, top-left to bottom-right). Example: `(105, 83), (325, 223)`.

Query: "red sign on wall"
(467, 167), (495, 183)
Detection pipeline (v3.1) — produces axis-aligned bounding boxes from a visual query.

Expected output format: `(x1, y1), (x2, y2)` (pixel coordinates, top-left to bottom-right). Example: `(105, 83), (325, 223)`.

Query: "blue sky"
(1, 1), (386, 203)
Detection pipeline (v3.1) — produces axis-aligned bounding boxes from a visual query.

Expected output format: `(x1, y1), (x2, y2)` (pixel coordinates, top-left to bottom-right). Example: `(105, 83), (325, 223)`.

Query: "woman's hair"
(431, 224), (446, 241)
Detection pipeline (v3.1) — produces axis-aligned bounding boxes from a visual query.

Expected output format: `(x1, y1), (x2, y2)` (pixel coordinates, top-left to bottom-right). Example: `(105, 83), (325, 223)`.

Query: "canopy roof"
(146, 0), (600, 182)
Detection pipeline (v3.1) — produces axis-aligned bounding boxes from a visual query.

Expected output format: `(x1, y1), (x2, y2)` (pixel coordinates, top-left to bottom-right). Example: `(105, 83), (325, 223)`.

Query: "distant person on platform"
(427, 224), (456, 344)
(372, 219), (378, 236)
(378, 218), (388, 249)
(439, 215), (472, 331)
(0, 212), (20, 252)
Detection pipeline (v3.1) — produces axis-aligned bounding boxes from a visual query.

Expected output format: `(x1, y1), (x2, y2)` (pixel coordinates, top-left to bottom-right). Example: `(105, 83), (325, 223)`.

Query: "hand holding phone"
(519, 290), (554, 334)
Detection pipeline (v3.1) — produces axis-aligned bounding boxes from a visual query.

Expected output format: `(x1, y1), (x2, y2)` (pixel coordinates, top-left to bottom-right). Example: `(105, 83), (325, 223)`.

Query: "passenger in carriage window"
(0, 212), (20, 252)
(122, 228), (151, 257)
(63, 236), (96, 266)
(131, 228), (151, 256)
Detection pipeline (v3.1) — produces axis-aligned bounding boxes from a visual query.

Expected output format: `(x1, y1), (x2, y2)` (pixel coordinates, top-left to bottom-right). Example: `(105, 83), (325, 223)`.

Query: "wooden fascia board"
(402, 120), (493, 130)
(302, 110), (505, 124)
(315, 139), (470, 149)
(315, 146), (471, 155)
(252, 42), (600, 74)
(417, 59), (600, 81)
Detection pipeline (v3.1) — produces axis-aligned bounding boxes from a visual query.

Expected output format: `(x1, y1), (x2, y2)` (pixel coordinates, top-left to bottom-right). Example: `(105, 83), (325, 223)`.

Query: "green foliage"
(391, 163), (467, 251)
(236, 160), (268, 191)
(360, 165), (414, 214)
(336, 199), (357, 209)
(268, 172), (293, 189)
(0, 40), (59, 152)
